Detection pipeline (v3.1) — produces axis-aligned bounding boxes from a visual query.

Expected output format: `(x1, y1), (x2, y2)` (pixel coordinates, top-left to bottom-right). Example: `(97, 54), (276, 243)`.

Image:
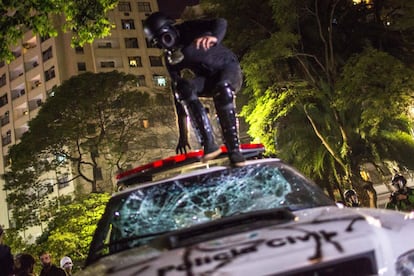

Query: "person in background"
(143, 12), (246, 167)
(59, 256), (73, 276)
(39, 252), (65, 276)
(0, 226), (14, 276)
(344, 189), (360, 207)
(14, 253), (36, 276)
(385, 174), (414, 212)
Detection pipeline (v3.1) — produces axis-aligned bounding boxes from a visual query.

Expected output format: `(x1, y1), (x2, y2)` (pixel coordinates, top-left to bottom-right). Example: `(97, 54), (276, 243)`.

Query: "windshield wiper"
(153, 208), (295, 250)
(94, 230), (170, 254)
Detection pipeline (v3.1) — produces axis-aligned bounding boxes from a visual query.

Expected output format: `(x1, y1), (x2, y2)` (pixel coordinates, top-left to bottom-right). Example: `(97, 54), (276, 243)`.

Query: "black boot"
(186, 100), (222, 161)
(216, 106), (245, 167)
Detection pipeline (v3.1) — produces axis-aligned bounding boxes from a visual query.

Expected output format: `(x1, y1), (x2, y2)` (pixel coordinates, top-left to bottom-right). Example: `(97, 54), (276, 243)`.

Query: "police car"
(79, 144), (414, 275)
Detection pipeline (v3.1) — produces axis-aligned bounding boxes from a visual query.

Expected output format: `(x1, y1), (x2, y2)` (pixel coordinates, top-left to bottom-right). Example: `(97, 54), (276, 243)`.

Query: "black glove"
(175, 104), (190, 154)
(176, 136), (191, 154)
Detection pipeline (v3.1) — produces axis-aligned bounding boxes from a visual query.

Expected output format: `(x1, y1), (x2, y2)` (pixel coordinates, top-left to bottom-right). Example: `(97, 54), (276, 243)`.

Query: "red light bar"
(116, 143), (264, 181)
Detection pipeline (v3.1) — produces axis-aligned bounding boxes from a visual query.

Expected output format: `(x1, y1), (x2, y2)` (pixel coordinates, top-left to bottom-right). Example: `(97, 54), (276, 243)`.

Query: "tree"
(0, 0), (118, 62)
(4, 71), (177, 228)
(35, 193), (110, 271)
(202, 0), (414, 205)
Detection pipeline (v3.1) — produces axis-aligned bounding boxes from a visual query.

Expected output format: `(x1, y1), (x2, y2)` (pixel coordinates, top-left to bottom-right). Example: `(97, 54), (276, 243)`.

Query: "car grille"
(277, 251), (377, 276)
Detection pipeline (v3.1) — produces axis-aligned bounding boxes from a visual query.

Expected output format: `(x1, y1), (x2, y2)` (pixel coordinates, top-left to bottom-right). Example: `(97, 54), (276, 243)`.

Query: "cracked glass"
(88, 161), (334, 262)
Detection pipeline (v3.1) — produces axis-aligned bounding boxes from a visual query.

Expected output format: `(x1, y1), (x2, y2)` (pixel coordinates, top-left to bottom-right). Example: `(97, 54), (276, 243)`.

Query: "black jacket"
(39, 264), (66, 276)
(0, 244), (13, 276)
(166, 18), (239, 83)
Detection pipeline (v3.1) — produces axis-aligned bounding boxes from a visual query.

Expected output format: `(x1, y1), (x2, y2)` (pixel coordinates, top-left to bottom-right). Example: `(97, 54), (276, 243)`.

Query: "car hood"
(78, 207), (414, 276)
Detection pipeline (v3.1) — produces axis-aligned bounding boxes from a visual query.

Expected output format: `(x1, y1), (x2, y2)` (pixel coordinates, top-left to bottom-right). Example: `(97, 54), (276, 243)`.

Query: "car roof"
(116, 143), (266, 190)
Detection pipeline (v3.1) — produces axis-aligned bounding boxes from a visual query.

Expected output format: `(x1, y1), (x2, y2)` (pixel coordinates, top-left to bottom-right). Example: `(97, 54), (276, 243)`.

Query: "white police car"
(79, 144), (414, 275)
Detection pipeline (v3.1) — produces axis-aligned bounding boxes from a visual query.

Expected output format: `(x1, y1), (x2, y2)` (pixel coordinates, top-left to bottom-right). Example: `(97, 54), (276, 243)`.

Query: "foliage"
(3, 227), (32, 254)
(202, 0), (414, 205)
(4, 71), (177, 228)
(35, 193), (110, 271)
(0, 0), (118, 62)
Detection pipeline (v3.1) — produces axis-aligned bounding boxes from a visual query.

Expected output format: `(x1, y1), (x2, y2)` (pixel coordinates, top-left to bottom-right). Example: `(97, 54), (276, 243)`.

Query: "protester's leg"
(212, 65), (245, 166)
(213, 83), (245, 166)
(176, 78), (221, 160)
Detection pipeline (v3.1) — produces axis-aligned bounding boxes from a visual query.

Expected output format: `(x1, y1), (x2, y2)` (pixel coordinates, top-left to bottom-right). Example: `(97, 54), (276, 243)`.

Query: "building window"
(100, 61), (115, 68)
(149, 56), (163, 67)
(75, 46), (84, 54)
(12, 49), (22, 58)
(0, 61), (4, 68)
(118, 1), (131, 11)
(124, 38), (138, 48)
(0, 94), (8, 107)
(3, 155), (10, 167)
(47, 85), (57, 98)
(137, 75), (146, 86)
(138, 2), (151, 12)
(0, 111), (9, 127)
(77, 62), (86, 71)
(128, 56), (142, 67)
(36, 99), (43, 107)
(31, 79), (42, 89)
(2, 130), (11, 146)
(145, 37), (157, 48)
(0, 74), (6, 87)
(44, 66), (56, 81)
(58, 174), (70, 189)
(97, 42), (112, 48)
(94, 167), (103, 180)
(98, 42), (112, 48)
(121, 19), (135, 30)
(153, 75), (167, 87)
(42, 46), (53, 62)
(87, 123), (96, 135)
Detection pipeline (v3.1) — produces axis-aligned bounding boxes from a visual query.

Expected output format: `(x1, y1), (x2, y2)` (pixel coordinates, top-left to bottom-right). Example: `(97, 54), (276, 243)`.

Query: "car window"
(87, 161), (334, 263)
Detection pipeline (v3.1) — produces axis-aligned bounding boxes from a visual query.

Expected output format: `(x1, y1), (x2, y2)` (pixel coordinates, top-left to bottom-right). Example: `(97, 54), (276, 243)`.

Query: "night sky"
(157, 0), (200, 19)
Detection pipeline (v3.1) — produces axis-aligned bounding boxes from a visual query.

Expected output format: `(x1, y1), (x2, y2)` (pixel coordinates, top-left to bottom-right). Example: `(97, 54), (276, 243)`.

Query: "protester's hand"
(195, 36), (217, 50)
(176, 137), (191, 154)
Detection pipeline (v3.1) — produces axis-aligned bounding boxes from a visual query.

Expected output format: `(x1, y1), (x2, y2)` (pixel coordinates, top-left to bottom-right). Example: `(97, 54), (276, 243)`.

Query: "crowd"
(0, 227), (73, 276)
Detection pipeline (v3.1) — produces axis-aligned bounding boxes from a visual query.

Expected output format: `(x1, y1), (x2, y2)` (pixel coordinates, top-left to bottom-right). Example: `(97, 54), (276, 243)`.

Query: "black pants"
(175, 62), (242, 101)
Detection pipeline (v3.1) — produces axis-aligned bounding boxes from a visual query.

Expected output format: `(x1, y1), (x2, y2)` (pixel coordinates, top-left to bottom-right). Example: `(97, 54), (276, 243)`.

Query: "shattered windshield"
(88, 161), (333, 263)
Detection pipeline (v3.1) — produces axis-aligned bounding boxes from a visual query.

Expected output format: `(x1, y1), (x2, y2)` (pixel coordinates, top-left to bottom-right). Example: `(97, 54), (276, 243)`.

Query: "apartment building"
(0, 0), (173, 237)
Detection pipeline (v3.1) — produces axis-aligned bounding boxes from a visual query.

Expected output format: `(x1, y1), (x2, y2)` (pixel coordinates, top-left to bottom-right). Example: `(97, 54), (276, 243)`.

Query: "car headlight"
(396, 249), (414, 275)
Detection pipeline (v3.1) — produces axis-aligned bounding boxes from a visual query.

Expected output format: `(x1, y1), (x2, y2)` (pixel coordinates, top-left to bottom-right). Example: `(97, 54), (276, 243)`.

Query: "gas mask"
(152, 25), (184, 65)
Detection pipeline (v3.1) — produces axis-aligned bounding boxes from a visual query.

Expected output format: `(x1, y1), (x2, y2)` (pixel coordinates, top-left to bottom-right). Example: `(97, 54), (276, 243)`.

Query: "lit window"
(122, 19), (135, 30)
(153, 75), (167, 87)
(128, 56), (142, 67)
